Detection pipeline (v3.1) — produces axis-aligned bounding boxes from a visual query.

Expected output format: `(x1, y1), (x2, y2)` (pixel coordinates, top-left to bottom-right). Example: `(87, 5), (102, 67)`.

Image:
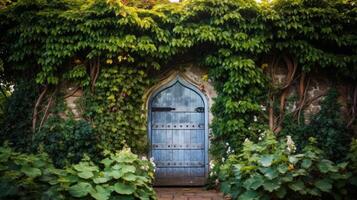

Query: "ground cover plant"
(0, 145), (156, 200)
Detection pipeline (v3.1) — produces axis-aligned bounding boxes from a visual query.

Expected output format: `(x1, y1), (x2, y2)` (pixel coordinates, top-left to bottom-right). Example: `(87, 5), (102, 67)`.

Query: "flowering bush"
(218, 132), (352, 200)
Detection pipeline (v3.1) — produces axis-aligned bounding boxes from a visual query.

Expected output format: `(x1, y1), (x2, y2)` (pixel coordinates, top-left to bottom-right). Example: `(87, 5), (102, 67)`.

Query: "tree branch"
(32, 86), (48, 133)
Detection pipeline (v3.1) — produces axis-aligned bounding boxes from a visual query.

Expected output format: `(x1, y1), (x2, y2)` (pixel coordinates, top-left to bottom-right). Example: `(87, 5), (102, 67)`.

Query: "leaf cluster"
(219, 133), (354, 200)
(0, 145), (156, 200)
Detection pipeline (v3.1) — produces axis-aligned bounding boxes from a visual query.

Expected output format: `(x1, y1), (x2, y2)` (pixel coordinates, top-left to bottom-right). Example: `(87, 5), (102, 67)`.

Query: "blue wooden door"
(149, 78), (208, 186)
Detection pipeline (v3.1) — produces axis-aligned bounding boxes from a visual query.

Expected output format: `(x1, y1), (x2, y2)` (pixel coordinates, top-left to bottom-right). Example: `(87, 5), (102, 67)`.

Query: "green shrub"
(218, 132), (352, 200)
(346, 139), (357, 198)
(281, 89), (352, 162)
(0, 81), (38, 151)
(33, 117), (100, 168)
(0, 145), (156, 200)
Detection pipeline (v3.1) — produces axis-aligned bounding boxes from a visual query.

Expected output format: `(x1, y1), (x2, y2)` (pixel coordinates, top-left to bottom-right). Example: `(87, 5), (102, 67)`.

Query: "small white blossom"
(210, 161), (215, 169)
(226, 146), (232, 154)
(149, 157), (156, 171)
(254, 116), (258, 122)
(258, 137), (262, 141)
(260, 105), (266, 111)
(286, 135), (296, 153)
(141, 156), (148, 161)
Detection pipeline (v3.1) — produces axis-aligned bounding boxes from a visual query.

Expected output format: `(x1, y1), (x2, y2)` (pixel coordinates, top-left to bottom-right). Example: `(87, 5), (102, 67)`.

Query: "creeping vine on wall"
(0, 0), (356, 166)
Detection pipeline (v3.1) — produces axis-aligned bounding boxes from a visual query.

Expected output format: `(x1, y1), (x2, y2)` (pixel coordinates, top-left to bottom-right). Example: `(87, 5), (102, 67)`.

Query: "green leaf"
(68, 182), (93, 198)
(263, 179), (280, 192)
(315, 179), (332, 192)
(122, 173), (137, 181)
(318, 160), (337, 173)
(260, 168), (279, 180)
(260, 155), (274, 167)
(93, 176), (110, 184)
(276, 187), (287, 198)
(277, 164), (288, 174)
(21, 166), (42, 178)
(78, 171), (94, 179)
(288, 180), (305, 191)
(101, 158), (114, 167)
(121, 165), (136, 174)
(108, 170), (124, 179)
(301, 159), (312, 169)
(238, 190), (259, 200)
(73, 162), (98, 172)
(288, 155), (302, 164)
(113, 183), (136, 195)
(90, 185), (111, 200)
(243, 174), (264, 190)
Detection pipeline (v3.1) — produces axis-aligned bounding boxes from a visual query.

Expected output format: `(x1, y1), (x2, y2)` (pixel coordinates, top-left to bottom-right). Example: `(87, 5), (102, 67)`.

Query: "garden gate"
(148, 76), (209, 186)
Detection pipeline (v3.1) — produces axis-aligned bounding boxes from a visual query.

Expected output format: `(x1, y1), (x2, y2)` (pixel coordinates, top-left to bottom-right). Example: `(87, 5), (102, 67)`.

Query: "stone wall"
(62, 64), (355, 132)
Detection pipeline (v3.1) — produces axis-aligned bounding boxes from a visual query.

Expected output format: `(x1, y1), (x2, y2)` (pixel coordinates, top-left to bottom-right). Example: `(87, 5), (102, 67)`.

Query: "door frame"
(147, 75), (209, 184)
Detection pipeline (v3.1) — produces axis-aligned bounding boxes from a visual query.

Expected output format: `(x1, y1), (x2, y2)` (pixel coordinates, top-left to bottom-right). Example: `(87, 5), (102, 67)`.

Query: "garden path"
(155, 187), (225, 200)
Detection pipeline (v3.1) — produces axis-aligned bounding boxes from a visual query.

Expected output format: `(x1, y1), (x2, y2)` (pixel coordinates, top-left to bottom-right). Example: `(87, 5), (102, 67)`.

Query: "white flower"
(258, 137), (262, 141)
(254, 116), (258, 122)
(215, 179), (219, 185)
(226, 146), (231, 154)
(141, 156), (148, 161)
(244, 138), (250, 143)
(286, 135), (296, 153)
(261, 105), (266, 111)
(210, 161), (215, 169)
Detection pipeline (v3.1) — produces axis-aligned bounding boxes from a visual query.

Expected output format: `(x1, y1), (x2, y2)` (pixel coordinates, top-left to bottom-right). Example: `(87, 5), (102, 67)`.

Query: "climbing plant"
(0, 0), (356, 175)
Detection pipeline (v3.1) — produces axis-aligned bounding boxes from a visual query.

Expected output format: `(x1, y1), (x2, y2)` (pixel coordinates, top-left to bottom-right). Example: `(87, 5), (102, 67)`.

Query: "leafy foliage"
(0, 0), (356, 191)
(219, 132), (353, 200)
(82, 66), (151, 153)
(0, 145), (156, 200)
(281, 89), (352, 162)
(0, 81), (38, 151)
(33, 117), (100, 168)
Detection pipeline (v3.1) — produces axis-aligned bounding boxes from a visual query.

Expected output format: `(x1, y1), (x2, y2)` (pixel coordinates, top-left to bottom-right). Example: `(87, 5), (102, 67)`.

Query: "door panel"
(150, 81), (207, 186)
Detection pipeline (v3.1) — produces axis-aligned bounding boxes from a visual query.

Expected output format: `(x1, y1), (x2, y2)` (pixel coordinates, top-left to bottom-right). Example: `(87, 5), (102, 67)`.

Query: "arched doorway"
(148, 76), (209, 186)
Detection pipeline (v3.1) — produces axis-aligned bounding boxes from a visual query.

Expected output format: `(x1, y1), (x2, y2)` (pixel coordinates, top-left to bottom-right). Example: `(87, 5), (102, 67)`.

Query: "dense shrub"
(0, 81), (38, 151)
(218, 132), (353, 200)
(0, 146), (156, 200)
(33, 117), (100, 168)
(281, 89), (352, 162)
